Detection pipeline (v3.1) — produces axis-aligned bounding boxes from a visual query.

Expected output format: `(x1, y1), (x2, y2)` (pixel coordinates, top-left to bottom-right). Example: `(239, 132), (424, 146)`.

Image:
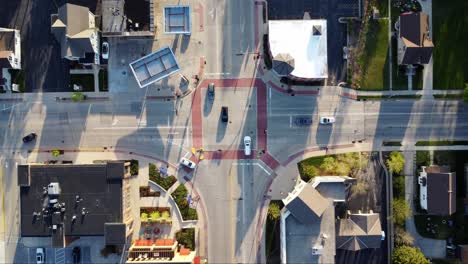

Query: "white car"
(102, 42), (109, 59)
(180, 157), (196, 169)
(36, 248), (45, 264)
(320, 117), (336, 124)
(244, 136), (251, 156)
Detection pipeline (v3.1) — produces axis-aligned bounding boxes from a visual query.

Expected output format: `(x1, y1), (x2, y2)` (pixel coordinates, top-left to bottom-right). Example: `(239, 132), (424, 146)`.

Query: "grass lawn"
(383, 141), (402, 146)
(414, 214), (453, 240)
(359, 19), (390, 90)
(70, 74), (94, 92)
(99, 70), (108, 92)
(433, 0), (468, 89)
(357, 95), (421, 100)
(433, 94), (463, 100)
(372, 0), (388, 17)
(415, 140), (468, 146)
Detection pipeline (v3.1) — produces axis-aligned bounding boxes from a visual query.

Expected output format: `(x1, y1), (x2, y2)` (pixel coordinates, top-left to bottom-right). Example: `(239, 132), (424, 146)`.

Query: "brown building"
(397, 12), (434, 65)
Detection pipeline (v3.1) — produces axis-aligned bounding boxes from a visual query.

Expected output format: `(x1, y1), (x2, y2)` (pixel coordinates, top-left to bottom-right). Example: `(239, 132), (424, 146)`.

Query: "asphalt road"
(1, 0), (468, 263)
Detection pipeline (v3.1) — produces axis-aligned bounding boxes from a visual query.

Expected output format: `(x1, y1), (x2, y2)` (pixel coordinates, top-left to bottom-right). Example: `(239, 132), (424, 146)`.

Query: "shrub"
(302, 165), (319, 181)
(395, 227), (414, 246)
(268, 202), (281, 221)
(140, 212), (148, 222)
(416, 151), (430, 167)
(176, 228), (195, 250)
(320, 156), (337, 174)
(150, 211), (160, 222)
(387, 151), (405, 174)
(129, 159), (139, 175)
(392, 245), (428, 264)
(393, 175), (405, 198)
(71, 92), (85, 102)
(393, 198), (411, 227)
(149, 163), (177, 190)
(171, 185), (198, 220)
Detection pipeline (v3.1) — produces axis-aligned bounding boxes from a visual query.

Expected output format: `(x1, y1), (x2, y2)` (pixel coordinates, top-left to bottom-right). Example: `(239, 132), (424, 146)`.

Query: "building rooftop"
(129, 46), (180, 88)
(268, 20), (328, 79)
(164, 6), (191, 34)
(284, 207), (336, 264)
(102, 0), (126, 33)
(283, 181), (331, 225)
(336, 213), (382, 250)
(18, 162), (128, 246)
(399, 12), (434, 64)
(419, 166), (456, 215)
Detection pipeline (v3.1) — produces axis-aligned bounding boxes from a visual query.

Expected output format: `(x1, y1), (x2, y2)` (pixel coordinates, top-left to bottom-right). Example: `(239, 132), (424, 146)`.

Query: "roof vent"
(49, 198), (58, 205)
(313, 25), (322, 36)
(48, 183), (61, 196)
(312, 246), (323, 255)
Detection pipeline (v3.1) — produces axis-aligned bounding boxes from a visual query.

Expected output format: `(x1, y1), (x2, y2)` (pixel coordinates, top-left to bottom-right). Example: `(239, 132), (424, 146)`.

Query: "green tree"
(71, 92), (85, 102)
(268, 202), (281, 221)
(393, 175), (405, 198)
(176, 228), (195, 250)
(464, 85), (468, 103)
(320, 156), (337, 174)
(393, 198), (411, 227)
(335, 162), (351, 176)
(387, 151), (405, 174)
(302, 165), (319, 180)
(392, 246), (428, 264)
(351, 181), (368, 197)
(395, 227), (414, 246)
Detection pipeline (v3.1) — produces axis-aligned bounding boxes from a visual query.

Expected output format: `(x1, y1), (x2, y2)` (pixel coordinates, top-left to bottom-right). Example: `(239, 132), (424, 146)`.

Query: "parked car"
(319, 117), (336, 124)
(221, 106), (229, 122)
(36, 248), (45, 264)
(207, 83), (215, 99)
(102, 42), (109, 59)
(180, 157), (196, 169)
(23, 133), (37, 143)
(294, 116), (312, 126)
(244, 136), (251, 156)
(72, 247), (81, 264)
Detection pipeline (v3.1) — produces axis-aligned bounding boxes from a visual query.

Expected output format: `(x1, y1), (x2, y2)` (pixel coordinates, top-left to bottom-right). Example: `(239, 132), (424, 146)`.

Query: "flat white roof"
(129, 46), (180, 88)
(269, 20), (328, 79)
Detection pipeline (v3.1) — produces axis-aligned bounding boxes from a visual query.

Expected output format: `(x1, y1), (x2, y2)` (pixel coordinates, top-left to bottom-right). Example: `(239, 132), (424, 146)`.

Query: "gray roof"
(51, 3), (96, 59)
(336, 213), (382, 251)
(106, 161), (126, 180)
(164, 6), (191, 34)
(104, 223), (127, 245)
(17, 165), (30, 186)
(427, 171), (456, 215)
(18, 163), (125, 241)
(102, 0), (126, 33)
(285, 206), (336, 264)
(286, 183), (330, 225)
(129, 47), (180, 88)
(315, 182), (347, 201)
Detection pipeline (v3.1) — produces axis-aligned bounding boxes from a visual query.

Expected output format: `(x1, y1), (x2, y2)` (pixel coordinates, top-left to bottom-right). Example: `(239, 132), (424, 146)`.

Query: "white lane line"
(242, 165), (245, 224)
(289, 116), (292, 128)
(92, 126), (188, 130)
(254, 163), (271, 175)
(233, 162), (271, 176)
(204, 72), (231, 76)
(270, 112), (462, 117)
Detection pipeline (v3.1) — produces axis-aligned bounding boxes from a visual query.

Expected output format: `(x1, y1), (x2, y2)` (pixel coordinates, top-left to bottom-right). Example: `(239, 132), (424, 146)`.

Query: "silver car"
(320, 117), (336, 124)
(244, 136), (251, 156)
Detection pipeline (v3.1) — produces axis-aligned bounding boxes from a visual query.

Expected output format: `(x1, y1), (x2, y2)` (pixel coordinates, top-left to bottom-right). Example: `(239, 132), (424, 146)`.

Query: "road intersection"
(1, 0), (468, 263)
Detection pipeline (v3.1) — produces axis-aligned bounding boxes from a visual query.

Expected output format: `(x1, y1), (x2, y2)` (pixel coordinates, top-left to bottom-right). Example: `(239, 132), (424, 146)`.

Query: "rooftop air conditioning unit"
(312, 247), (323, 255)
(48, 182), (61, 196)
(49, 198), (58, 205)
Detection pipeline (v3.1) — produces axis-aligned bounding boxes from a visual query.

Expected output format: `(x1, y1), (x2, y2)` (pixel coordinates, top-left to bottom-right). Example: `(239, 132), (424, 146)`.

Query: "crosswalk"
(55, 248), (65, 264)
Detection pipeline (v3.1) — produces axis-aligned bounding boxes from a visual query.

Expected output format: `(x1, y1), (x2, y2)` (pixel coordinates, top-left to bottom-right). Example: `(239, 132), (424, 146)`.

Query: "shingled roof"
(336, 213), (382, 251)
(285, 182), (330, 224)
(398, 12), (434, 64)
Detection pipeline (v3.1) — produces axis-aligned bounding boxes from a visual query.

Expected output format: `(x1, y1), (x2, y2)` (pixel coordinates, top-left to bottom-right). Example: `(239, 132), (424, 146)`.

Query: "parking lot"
(201, 86), (258, 151)
(15, 245), (91, 264)
(268, 0), (360, 84)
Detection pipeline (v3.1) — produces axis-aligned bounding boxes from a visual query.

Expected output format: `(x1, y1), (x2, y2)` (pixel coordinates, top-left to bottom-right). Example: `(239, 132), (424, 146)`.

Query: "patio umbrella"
(273, 53), (295, 76)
